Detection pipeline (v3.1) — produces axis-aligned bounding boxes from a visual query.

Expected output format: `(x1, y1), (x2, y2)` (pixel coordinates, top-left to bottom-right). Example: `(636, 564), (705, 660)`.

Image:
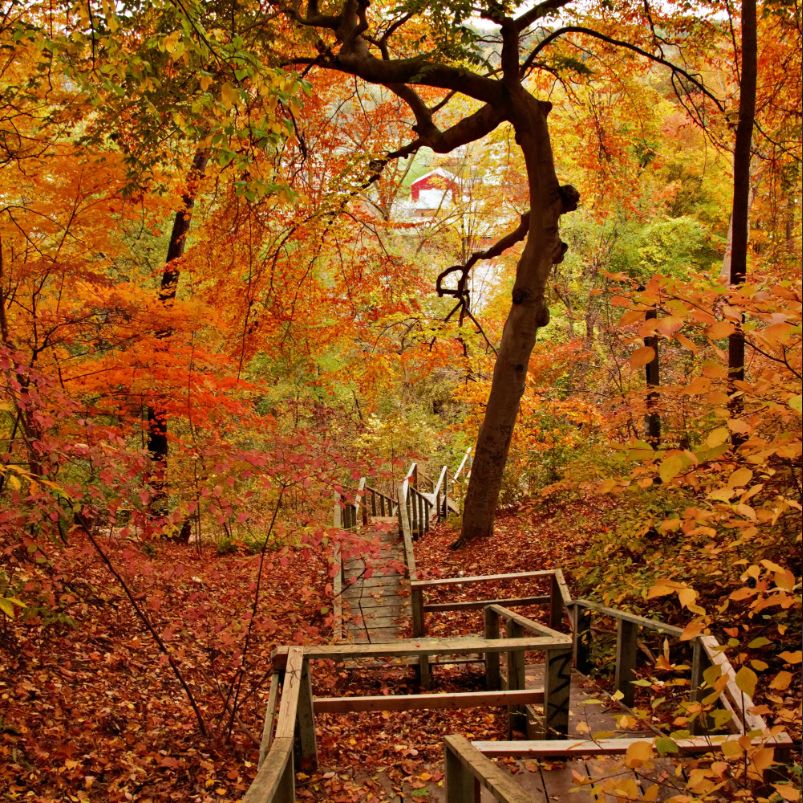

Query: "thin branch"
(521, 25), (724, 112)
(75, 514), (209, 737)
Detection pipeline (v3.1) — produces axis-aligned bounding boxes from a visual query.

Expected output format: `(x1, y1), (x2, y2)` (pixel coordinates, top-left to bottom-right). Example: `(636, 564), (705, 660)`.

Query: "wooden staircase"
(243, 447), (792, 803)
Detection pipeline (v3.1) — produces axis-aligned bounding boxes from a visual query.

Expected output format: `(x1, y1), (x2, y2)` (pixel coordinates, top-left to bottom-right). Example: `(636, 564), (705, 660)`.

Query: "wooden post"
(506, 620), (526, 736)
(411, 586), (431, 688)
(277, 749), (295, 803)
(484, 607), (501, 691)
(332, 492), (342, 528)
(295, 658), (317, 770)
(544, 647), (572, 738)
(573, 605), (592, 673)
(445, 740), (477, 803)
(615, 619), (639, 707)
(549, 573), (563, 632)
(258, 672), (281, 766)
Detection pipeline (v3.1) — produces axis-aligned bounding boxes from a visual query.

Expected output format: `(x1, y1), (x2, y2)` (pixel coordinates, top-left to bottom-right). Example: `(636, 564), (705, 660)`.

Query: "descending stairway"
(339, 517), (410, 643)
(244, 447), (791, 803)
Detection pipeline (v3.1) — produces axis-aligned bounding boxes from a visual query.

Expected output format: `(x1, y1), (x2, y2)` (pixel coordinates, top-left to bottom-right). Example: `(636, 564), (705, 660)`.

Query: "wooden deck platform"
(340, 517), (410, 644)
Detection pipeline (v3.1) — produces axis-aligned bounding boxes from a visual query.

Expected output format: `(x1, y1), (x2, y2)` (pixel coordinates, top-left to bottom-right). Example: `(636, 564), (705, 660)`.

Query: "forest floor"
(1, 490), (798, 801)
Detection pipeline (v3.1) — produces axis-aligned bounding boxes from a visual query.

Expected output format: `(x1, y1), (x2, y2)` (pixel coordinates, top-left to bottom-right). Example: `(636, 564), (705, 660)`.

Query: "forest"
(0, 0), (800, 800)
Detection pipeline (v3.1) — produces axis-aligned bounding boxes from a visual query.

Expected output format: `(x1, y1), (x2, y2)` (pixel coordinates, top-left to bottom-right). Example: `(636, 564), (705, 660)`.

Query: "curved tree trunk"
(456, 92), (571, 545)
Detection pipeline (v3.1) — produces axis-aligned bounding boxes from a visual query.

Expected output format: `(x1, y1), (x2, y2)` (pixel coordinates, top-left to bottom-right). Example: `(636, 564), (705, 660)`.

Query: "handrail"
(453, 447), (472, 483)
(245, 647), (304, 803)
(445, 735), (532, 803)
(570, 598), (684, 637)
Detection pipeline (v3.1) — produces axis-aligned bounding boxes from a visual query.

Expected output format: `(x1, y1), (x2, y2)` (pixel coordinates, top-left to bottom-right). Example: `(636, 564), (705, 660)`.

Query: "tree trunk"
(457, 93), (570, 545)
(147, 149), (208, 516)
(726, 0), (756, 439)
(644, 306), (661, 447)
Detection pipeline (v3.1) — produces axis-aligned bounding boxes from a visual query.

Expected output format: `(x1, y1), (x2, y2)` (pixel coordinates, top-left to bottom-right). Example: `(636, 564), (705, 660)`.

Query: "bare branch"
(521, 25), (725, 112)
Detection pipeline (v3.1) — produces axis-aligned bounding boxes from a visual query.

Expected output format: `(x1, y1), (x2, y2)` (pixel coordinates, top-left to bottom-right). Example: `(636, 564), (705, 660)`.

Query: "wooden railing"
(244, 561), (791, 802)
(409, 568), (571, 688)
(442, 582), (793, 802)
(569, 598), (770, 735)
(245, 647), (308, 803)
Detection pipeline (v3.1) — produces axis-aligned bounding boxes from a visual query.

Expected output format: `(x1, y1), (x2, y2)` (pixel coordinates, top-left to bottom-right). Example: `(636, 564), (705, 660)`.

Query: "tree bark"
(644, 306), (661, 447)
(147, 149), (208, 517)
(726, 0), (756, 438)
(456, 91), (568, 545)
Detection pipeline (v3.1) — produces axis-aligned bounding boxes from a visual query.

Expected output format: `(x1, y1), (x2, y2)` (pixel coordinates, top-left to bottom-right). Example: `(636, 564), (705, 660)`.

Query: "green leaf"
(735, 666), (757, 698)
(655, 737), (679, 755)
(788, 394), (802, 413)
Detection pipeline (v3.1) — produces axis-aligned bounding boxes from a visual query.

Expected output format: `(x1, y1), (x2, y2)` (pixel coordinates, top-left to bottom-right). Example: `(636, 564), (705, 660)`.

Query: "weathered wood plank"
(699, 634), (767, 733)
(471, 733), (794, 757)
(572, 599), (683, 636)
(274, 647), (304, 739)
(313, 688), (545, 714)
(544, 648), (572, 738)
(484, 607), (501, 691)
(445, 735), (532, 803)
(273, 636), (571, 667)
(424, 595), (549, 612)
(243, 737), (294, 803)
(487, 604), (570, 642)
(295, 658), (317, 770)
(258, 672), (280, 767)
(341, 614), (406, 629)
(412, 570), (557, 589)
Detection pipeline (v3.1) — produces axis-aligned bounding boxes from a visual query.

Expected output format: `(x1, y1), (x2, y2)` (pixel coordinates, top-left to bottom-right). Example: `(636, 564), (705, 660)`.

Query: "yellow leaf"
(708, 487), (733, 501)
(624, 741), (653, 768)
(735, 666), (757, 698)
(707, 320), (734, 338)
(750, 746), (774, 773)
(647, 579), (685, 599)
(641, 784), (659, 802)
(761, 322), (794, 344)
(677, 587), (697, 609)
(769, 671), (792, 691)
(721, 739), (743, 758)
(705, 427), (730, 448)
(659, 453), (689, 483)
(629, 346), (656, 368)
(728, 468), (753, 488)
(680, 619), (705, 641)
(220, 82), (240, 108)
(773, 783), (802, 801)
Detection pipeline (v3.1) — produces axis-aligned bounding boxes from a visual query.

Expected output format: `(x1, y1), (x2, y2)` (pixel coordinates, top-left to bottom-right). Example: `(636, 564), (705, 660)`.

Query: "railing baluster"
(506, 620), (526, 736)
(615, 619), (639, 707)
(544, 647), (572, 738)
(484, 607), (501, 690)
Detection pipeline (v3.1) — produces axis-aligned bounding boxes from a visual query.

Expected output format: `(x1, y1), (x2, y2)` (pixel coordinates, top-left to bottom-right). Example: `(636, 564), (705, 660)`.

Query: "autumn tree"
(268, 0), (730, 543)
